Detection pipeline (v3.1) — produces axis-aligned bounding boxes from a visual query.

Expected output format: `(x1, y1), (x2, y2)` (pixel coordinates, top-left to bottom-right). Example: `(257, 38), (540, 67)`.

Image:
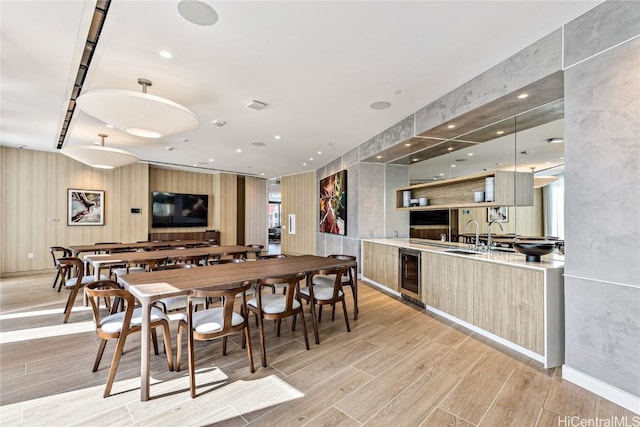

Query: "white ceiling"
(1, 1), (597, 179)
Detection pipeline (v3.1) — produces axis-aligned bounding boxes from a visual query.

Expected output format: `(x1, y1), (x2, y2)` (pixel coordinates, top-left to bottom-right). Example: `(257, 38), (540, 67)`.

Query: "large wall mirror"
(408, 98), (565, 244)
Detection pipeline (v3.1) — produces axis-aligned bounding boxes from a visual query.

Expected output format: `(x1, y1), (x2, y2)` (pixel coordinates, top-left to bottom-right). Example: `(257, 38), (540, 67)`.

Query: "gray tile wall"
(564, 0), (640, 68)
(563, 3), (640, 398)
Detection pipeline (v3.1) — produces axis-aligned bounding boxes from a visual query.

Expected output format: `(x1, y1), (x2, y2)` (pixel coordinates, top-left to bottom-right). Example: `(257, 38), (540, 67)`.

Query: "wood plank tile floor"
(0, 271), (635, 426)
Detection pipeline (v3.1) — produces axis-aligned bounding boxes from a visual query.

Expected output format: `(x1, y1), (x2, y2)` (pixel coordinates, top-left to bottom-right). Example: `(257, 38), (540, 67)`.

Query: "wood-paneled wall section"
(149, 167), (216, 235)
(281, 171), (316, 255)
(244, 176), (268, 247)
(213, 173), (237, 246)
(0, 147), (149, 274)
(456, 188), (543, 237)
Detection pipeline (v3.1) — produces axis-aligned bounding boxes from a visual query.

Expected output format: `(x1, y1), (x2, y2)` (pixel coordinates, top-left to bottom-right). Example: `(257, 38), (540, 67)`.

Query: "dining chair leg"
(244, 325), (255, 373)
(257, 316), (267, 367)
(299, 310), (310, 350)
(151, 328), (159, 355)
(176, 324), (184, 372)
(62, 286), (81, 323)
(332, 303), (336, 321)
(187, 329), (196, 398)
(222, 336), (228, 355)
(341, 298), (350, 332)
(93, 339), (108, 371)
(276, 319), (282, 337)
(160, 323), (174, 371)
(52, 269), (61, 288)
(318, 305), (323, 322)
(104, 334), (128, 398)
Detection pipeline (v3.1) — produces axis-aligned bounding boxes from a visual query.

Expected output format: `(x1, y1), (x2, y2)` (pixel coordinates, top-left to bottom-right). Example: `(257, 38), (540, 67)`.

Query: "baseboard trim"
(562, 365), (640, 414)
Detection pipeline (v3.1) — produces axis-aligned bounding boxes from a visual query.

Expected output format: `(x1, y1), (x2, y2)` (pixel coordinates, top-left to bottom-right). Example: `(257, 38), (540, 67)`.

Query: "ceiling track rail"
(56, 0), (111, 150)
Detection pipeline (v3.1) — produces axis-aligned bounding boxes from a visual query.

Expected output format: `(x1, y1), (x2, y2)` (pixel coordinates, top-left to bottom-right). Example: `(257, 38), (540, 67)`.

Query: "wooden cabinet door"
(423, 253), (474, 322)
(474, 262), (544, 354)
(363, 242), (399, 291)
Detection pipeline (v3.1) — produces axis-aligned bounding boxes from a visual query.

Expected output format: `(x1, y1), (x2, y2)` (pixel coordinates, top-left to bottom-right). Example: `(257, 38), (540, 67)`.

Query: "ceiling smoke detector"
(246, 100), (267, 110)
(212, 120), (226, 127)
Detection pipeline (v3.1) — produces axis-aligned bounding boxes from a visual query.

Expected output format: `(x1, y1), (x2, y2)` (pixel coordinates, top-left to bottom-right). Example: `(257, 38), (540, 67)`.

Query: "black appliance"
(399, 248), (422, 305)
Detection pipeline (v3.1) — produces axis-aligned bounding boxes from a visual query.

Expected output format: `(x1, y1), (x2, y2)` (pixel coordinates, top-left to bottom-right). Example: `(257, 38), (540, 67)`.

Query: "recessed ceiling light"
(208, 158), (213, 162)
(370, 101), (391, 110)
(261, 173), (265, 176)
(447, 147), (453, 151)
(439, 173), (445, 176)
(274, 135), (281, 140)
(517, 93), (529, 99)
(309, 157), (314, 161)
(177, 0), (219, 26)
(193, 164), (197, 167)
(447, 124), (455, 129)
(405, 143), (411, 147)
(105, 124), (114, 128)
(252, 142), (266, 147)
(545, 161), (551, 164)
(412, 158), (419, 162)
(497, 130), (504, 135)
(376, 155), (383, 159)
(303, 162), (307, 166)
(451, 164), (456, 167)
(433, 178), (437, 180)
(159, 50), (172, 59)
(236, 148), (242, 153)
(317, 151), (322, 155)
(468, 153), (474, 156)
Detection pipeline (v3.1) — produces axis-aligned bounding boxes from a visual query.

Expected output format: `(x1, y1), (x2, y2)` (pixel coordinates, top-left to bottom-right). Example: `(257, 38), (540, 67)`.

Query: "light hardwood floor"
(0, 271), (635, 426)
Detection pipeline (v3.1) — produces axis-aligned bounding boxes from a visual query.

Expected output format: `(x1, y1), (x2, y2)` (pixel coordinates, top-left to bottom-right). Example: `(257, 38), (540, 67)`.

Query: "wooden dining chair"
(85, 280), (174, 398)
(247, 272), (309, 367)
(176, 281), (255, 398)
(49, 246), (72, 291)
(57, 257), (109, 323)
(312, 254), (358, 319)
(245, 244), (264, 259)
(300, 266), (351, 333)
(151, 264), (207, 313)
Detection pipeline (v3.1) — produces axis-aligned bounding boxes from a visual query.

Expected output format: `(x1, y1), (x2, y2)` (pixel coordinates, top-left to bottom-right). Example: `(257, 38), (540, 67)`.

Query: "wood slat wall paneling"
(213, 173), (237, 246)
(281, 171), (316, 255)
(244, 176), (268, 247)
(1, 147), (149, 274)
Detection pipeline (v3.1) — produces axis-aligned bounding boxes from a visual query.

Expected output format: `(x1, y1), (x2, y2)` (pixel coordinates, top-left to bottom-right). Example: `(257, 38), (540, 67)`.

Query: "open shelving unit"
(396, 170), (533, 211)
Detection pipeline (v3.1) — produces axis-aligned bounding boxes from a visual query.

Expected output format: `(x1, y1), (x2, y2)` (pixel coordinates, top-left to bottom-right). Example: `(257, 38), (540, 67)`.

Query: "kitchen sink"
(443, 249), (480, 255)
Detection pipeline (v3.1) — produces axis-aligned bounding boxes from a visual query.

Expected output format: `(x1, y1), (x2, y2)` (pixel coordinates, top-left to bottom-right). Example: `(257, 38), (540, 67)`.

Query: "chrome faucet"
(463, 220), (480, 251)
(487, 219), (504, 252)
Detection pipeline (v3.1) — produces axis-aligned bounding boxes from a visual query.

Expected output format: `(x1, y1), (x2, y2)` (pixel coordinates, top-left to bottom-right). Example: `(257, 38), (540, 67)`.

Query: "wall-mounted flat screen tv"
(152, 192), (208, 228)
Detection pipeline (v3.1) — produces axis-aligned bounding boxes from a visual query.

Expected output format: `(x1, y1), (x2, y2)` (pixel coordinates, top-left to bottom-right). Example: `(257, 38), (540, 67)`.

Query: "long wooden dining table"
(67, 240), (211, 257)
(83, 245), (259, 279)
(118, 254), (357, 401)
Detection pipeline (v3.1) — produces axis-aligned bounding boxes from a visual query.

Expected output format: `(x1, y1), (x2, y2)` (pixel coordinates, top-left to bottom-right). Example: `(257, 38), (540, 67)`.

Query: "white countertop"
(363, 238), (565, 271)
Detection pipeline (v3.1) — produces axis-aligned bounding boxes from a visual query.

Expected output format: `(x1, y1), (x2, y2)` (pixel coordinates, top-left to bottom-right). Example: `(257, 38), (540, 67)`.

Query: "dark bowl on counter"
(513, 241), (556, 262)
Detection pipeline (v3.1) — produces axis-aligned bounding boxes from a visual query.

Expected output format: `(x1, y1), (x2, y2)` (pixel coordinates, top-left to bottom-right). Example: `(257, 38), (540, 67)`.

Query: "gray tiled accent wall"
(564, 0), (640, 68)
(385, 164), (410, 238)
(565, 277), (640, 396)
(563, 3), (640, 399)
(414, 29), (563, 134)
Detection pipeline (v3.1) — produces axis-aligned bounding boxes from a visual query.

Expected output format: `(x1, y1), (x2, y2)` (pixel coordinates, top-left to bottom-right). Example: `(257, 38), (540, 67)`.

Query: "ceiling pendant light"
(61, 134), (138, 169)
(76, 78), (199, 138)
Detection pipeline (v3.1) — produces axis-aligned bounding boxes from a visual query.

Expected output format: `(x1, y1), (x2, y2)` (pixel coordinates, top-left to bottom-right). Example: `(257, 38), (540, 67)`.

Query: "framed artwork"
(487, 206), (508, 222)
(68, 189), (104, 226)
(319, 170), (347, 235)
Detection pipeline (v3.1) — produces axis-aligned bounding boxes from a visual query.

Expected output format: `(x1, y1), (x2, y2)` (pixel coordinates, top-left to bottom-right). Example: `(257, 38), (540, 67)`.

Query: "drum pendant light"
(76, 78), (199, 138)
(61, 134), (138, 169)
